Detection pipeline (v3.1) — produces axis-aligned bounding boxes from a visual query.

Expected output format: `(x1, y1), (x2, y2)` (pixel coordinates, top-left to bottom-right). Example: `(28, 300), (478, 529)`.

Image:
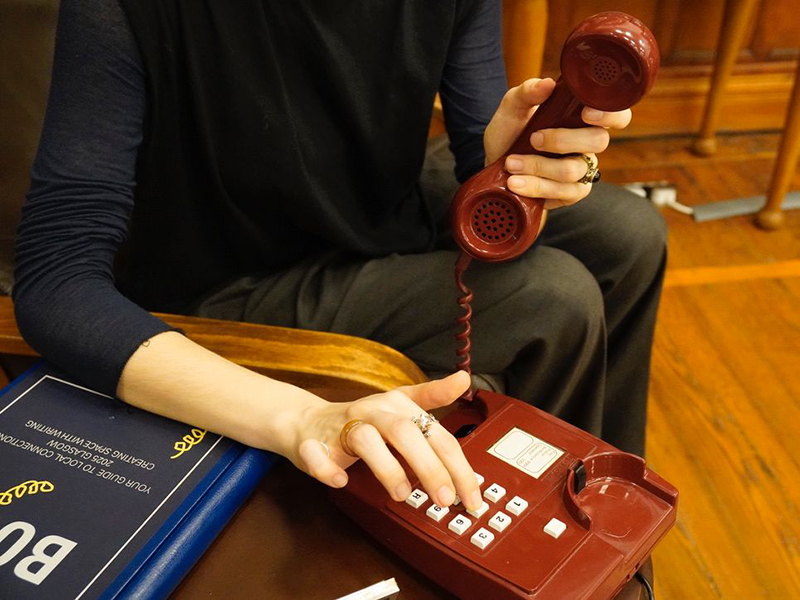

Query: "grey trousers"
(195, 178), (666, 457)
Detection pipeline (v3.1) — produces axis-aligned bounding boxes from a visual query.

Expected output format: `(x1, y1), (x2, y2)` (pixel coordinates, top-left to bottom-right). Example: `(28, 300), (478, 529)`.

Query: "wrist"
(247, 380), (328, 456)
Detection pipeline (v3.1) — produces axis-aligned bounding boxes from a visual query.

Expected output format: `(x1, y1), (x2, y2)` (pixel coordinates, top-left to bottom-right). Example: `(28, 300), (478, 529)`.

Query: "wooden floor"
(602, 132), (800, 599)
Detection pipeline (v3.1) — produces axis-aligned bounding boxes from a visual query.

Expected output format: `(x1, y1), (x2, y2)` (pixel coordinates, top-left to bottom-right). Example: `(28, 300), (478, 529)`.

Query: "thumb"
(485, 78), (556, 164)
(497, 78), (556, 118)
(398, 371), (471, 410)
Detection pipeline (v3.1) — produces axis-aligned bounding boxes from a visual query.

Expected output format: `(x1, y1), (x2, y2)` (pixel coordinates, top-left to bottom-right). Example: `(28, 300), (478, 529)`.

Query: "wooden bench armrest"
(0, 296), (427, 392)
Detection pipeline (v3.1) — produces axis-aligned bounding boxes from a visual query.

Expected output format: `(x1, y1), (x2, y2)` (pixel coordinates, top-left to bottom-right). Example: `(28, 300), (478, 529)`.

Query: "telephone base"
(331, 389), (678, 600)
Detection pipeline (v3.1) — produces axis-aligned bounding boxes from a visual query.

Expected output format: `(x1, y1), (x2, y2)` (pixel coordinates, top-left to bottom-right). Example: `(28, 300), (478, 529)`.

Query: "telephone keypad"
(406, 489), (428, 508)
(484, 483), (506, 503)
(505, 495), (528, 516)
(426, 503), (450, 522)
(488, 511), (512, 533)
(448, 514), (472, 535)
(470, 527), (495, 550)
(401, 476), (529, 553)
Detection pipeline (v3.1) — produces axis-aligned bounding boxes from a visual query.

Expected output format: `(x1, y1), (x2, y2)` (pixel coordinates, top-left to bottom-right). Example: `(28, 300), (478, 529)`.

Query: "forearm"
(116, 330), (326, 454)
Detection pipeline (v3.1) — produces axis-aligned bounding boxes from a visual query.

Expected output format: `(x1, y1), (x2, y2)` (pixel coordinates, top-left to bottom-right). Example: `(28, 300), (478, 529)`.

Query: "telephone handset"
(331, 13), (677, 600)
(452, 10), (660, 388)
(451, 10), (660, 264)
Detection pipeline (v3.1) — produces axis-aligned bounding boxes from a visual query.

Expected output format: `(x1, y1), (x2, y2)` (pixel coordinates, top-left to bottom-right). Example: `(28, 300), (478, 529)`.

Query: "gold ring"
(576, 154), (599, 184)
(339, 419), (366, 457)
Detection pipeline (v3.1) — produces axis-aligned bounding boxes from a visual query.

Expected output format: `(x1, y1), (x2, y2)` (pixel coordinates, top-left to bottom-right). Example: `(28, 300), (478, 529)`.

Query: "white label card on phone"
(487, 427), (564, 479)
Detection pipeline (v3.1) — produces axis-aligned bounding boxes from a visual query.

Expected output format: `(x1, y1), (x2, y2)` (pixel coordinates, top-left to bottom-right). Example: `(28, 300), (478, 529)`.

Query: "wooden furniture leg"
(756, 55), (800, 230)
(692, 0), (758, 156)
(502, 0), (548, 87)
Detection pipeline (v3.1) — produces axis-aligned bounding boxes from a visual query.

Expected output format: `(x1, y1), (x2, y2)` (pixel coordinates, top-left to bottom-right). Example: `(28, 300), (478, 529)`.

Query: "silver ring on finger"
(411, 413), (438, 438)
(576, 154), (600, 184)
(318, 440), (331, 458)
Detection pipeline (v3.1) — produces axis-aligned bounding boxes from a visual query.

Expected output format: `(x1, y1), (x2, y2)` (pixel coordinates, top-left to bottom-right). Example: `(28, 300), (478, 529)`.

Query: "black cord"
(634, 570), (655, 600)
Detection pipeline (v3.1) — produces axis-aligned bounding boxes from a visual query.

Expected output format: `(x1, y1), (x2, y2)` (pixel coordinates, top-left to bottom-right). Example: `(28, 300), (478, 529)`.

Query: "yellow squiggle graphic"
(170, 427), (207, 459)
(0, 480), (55, 506)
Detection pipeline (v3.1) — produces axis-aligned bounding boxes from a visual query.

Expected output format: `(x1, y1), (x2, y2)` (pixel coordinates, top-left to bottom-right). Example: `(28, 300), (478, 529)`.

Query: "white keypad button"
(475, 473), (485, 486)
(505, 496), (529, 516)
(544, 517), (567, 539)
(470, 527), (495, 550)
(448, 514), (472, 535)
(405, 489), (428, 509)
(488, 511), (512, 533)
(426, 504), (450, 522)
(484, 483), (506, 503)
(467, 501), (489, 519)
(453, 494), (461, 506)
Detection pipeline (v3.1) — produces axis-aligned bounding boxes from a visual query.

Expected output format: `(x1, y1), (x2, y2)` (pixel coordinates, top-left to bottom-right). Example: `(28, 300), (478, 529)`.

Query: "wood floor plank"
(665, 259), (800, 287)
(647, 280), (800, 598)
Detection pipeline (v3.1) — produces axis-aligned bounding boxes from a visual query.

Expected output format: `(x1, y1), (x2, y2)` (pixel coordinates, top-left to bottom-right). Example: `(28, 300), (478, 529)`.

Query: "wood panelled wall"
(540, 0), (800, 137)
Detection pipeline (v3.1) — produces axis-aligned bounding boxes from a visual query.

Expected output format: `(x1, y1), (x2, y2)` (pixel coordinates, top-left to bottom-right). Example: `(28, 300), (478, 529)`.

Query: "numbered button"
(505, 496), (529, 516)
(470, 527), (495, 550)
(453, 494), (461, 506)
(426, 504), (450, 522)
(488, 511), (512, 533)
(405, 489), (428, 509)
(448, 514), (472, 535)
(474, 472), (485, 486)
(484, 483), (506, 503)
(466, 501), (489, 519)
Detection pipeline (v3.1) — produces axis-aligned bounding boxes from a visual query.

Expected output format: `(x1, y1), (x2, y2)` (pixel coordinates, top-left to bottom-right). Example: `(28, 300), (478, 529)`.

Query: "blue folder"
(0, 363), (276, 599)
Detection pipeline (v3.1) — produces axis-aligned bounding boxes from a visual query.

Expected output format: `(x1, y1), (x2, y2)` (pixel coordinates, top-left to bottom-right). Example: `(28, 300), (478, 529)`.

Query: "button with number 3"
(470, 527), (495, 550)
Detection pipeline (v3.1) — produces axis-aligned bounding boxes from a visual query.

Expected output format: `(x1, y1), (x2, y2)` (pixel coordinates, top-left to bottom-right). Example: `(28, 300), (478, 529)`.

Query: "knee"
(594, 183), (667, 281)
(501, 250), (606, 346)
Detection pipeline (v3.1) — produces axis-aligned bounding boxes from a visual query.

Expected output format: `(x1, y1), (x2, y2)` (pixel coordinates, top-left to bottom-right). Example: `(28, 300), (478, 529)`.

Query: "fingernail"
(507, 176), (525, 189)
(531, 132), (544, 148)
(437, 485), (455, 506)
(506, 157), (523, 172)
(470, 490), (482, 510)
(585, 108), (604, 121)
(333, 473), (348, 488)
(395, 481), (411, 500)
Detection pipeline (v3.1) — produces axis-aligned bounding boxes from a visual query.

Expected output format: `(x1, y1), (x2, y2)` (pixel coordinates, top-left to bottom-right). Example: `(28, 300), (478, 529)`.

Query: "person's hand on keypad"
(291, 371), (483, 512)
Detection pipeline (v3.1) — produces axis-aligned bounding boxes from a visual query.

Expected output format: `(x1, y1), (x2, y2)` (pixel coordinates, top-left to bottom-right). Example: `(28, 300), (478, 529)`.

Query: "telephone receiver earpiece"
(450, 11), (660, 263)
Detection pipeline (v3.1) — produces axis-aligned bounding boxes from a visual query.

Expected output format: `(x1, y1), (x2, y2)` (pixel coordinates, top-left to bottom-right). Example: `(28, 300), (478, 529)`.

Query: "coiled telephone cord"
(454, 252), (475, 401)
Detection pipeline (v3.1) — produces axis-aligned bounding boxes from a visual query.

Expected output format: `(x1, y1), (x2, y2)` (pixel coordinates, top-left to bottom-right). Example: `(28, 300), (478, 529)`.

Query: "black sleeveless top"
(117, 0), (479, 312)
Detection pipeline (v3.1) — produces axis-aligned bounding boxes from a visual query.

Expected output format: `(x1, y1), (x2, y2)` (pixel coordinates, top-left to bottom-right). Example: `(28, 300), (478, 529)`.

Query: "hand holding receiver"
(451, 11), (660, 263)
